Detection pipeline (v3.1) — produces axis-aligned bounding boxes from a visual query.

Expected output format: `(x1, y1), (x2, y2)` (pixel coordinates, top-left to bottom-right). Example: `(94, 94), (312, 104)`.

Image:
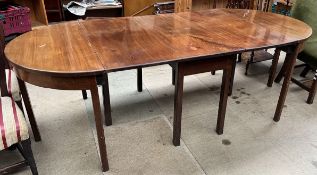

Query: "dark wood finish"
(5, 21), (105, 77)
(241, 50), (274, 75)
(300, 65), (311, 77)
(0, 160), (28, 174)
(173, 55), (236, 145)
(4, 9), (312, 172)
(90, 78), (109, 172)
(173, 62), (184, 146)
(308, 71), (317, 104)
(291, 78), (312, 91)
(172, 66), (176, 85)
(81, 9), (311, 72)
(0, 28), (8, 97)
(82, 90), (88, 100)
(3, 66), (109, 171)
(44, 0), (63, 22)
(226, 0), (254, 9)
(229, 58), (236, 96)
(274, 43), (303, 122)
(267, 48), (281, 87)
(101, 74), (112, 126)
(216, 61), (233, 134)
(275, 1), (292, 15)
(17, 79), (42, 142)
(137, 68), (143, 92)
(20, 139), (38, 175)
(225, 0), (273, 76)
(278, 67), (317, 104)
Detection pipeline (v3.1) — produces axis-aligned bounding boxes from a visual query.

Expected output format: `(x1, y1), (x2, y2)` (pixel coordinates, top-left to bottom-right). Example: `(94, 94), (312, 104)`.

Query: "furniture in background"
(6, 0), (122, 24)
(8, 0), (48, 27)
(44, 0), (64, 22)
(272, 0), (317, 104)
(63, 1), (123, 21)
(275, 0), (292, 15)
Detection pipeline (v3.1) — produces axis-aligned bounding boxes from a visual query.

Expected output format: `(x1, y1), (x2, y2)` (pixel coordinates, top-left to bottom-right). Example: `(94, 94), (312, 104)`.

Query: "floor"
(1, 51), (317, 175)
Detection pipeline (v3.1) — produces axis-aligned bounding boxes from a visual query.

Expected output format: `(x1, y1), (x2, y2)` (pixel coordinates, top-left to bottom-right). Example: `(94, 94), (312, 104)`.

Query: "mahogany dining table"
(4, 9), (312, 172)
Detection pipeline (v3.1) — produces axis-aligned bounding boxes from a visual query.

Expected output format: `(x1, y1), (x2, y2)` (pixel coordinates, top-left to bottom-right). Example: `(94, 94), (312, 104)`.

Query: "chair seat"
(0, 97), (29, 151)
(3, 70), (21, 101)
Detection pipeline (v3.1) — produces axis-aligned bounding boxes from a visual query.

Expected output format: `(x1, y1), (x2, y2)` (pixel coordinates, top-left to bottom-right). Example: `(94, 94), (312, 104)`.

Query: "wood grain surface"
(5, 21), (104, 76)
(81, 9), (312, 72)
(5, 9), (312, 75)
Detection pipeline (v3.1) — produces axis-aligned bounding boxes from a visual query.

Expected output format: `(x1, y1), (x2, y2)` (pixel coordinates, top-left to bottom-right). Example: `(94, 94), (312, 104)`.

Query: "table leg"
(137, 68), (143, 92)
(267, 49), (281, 87)
(91, 80), (109, 172)
(102, 73), (112, 126)
(173, 63), (184, 146)
(82, 90), (88, 99)
(17, 78), (42, 142)
(273, 44), (302, 122)
(216, 66), (233, 135)
(229, 61), (236, 96)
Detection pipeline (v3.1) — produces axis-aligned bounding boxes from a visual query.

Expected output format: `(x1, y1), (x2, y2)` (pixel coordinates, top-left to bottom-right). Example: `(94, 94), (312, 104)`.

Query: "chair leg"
(237, 53), (242, 62)
(20, 139), (38, 175)
(229, 61), (237, 96)
(137, 68), (143, 92)
(102, 74), (112, 126)
(172, 68), (176, 85)
(82, 90), (88, 100)
(245, 60), (250, 75)
(17, 78), (41, 142)
(274, 59), (288, 83)
(307, 70), (317, 104)
(300, 65), (311, 78)
(245, 52), (254, 75)
(267, 49), (281, 87)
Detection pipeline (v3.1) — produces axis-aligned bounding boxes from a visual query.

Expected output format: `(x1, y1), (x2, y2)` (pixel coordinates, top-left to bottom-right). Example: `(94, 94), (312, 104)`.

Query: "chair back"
(0, 24), (8, 97)
(226, 0), (255, 9)
(225, 0), (271, 11)
(291, 0), (317, 59)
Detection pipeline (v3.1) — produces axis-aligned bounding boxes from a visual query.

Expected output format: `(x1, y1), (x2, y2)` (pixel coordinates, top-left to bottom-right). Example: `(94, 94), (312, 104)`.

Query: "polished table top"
(5, 9), (312, 75)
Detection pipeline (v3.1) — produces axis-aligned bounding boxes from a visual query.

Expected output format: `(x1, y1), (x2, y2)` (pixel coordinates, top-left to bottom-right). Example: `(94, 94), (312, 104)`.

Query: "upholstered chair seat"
(3, 70), (21, 101)
(0, 96), (29, 151)
(0, 69), (21, 102)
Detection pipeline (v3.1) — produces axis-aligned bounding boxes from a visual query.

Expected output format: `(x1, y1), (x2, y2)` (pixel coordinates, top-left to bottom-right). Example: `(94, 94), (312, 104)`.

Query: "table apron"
(13, 68), (97, 90)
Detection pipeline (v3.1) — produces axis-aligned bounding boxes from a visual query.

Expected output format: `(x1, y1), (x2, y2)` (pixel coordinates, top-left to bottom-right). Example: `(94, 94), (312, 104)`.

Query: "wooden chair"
(272, 0), (317, 104)
(0, 26), (38, 175)
(0, 24), (41, 142)
(0, 97), (38, 174)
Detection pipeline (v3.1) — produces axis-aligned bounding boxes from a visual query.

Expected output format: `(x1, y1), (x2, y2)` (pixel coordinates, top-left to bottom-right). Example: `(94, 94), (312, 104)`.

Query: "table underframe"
(14, 42), (302, 172)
